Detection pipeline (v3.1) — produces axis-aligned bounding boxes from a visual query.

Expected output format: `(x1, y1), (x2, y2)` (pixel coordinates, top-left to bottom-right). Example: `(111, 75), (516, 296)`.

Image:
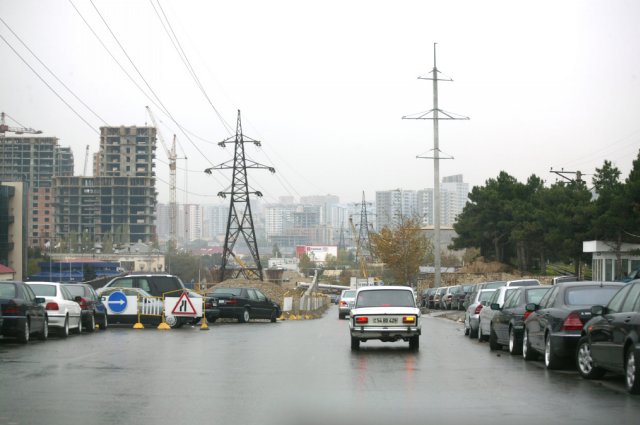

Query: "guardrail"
(281, 293), (330, 320)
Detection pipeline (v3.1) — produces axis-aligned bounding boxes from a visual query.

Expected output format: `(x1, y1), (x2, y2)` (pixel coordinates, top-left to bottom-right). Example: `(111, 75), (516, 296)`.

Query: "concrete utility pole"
(403, 43), (468, 288)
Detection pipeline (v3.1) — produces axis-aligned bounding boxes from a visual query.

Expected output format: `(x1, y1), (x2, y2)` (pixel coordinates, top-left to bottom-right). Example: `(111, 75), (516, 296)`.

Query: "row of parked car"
(0, 273), (283, 344)
(0, 280), (107, 343)
(460, 278), (640, 394)
(420, 279), (542, 311)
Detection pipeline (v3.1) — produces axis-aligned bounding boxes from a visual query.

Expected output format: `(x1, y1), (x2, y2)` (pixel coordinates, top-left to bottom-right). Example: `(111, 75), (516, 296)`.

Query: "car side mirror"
(35, 297), (45, 304)
(490, 303), (501, 311)
(525, 303), (537, 312)
(591, 305), (605, 316)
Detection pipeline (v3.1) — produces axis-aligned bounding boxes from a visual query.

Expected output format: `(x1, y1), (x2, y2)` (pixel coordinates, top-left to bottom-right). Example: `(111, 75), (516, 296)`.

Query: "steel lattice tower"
(357, 191), (373, 261)
(205, 110), (275, 281)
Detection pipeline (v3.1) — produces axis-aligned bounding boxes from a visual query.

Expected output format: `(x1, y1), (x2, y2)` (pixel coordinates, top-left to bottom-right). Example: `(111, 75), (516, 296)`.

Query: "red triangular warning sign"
(171, 292), (198, 315)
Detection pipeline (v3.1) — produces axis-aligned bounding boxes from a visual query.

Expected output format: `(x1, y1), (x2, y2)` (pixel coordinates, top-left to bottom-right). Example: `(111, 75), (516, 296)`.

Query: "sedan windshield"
(356, 290), (415, 308)
(525, 287), (550, 304)
(28, 284), (57, 297)
(211, 287), (243, 296)
(0, 282), (16, 298)
(565, 286), (621, 306)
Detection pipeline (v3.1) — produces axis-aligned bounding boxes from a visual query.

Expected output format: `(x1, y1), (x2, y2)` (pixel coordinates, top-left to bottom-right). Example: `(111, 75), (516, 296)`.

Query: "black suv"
(99, 273), (186, 297)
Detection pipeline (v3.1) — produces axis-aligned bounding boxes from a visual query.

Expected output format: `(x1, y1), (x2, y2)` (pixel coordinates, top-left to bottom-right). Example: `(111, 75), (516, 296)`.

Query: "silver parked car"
(338, 289), (356, 319)
(477, 286), (521, 342)
(464, 288), (496, 339)
(27, 281), (83, 337)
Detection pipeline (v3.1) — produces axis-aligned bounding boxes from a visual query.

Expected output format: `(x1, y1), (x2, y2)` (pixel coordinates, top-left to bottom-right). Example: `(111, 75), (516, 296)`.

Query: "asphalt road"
(1, 306), (639, 425)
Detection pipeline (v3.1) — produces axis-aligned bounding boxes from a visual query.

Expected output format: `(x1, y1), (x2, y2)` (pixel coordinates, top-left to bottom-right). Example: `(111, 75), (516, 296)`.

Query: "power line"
(150, 0), (233, 135)
(0, 32), (99, 135)
(0, 17), (109, 126)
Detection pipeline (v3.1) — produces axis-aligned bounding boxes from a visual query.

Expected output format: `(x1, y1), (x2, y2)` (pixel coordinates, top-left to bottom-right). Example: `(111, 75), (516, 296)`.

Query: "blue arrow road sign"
(107, 291), (128, 313)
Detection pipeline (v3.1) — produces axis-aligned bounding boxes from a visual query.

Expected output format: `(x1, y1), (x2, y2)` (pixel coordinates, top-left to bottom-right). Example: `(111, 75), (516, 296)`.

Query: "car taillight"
(340, 300), (347, 307)
(355, 316), (368, 324)
(226, 298), (238, 305)
(46, 302), (59, 311)
(474, 304), (483, 314)
(523, 311), (532, 321)
(2, 300), (18, 315)
(78, 297), (90, 310)
(403, 316), (416, 324)
(561, 312), (584, 331)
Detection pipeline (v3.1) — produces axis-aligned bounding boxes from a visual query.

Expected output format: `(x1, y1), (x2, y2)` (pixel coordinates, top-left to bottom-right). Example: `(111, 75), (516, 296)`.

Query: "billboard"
(295, 245), (338, 263)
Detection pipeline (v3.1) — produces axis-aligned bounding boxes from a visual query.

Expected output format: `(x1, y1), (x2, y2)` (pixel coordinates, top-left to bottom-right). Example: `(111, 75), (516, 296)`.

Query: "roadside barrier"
(281, 293), (330, 320)
(100, 289), (207, 330)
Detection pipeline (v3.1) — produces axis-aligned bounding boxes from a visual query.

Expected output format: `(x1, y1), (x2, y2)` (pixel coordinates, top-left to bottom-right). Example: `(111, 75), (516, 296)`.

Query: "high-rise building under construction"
(54, 126), (157, 249)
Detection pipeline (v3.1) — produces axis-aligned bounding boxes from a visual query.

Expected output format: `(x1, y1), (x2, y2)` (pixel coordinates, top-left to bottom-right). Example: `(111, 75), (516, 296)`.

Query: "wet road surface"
(1, 305), (639, 425)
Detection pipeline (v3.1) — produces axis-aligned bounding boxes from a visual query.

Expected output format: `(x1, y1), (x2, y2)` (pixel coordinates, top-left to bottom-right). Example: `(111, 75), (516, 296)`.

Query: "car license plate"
(219, 300), (225, 305)
(373, 317), (398, 324)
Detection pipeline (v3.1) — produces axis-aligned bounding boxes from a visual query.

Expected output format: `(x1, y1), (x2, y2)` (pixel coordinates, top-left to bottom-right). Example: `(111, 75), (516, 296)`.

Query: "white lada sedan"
(349, 286), (421, 351)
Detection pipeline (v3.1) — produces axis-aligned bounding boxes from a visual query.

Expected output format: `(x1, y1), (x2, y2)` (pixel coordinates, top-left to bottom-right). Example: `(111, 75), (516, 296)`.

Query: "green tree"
(369, 216), (431, 285)
(298, 253), (315, 275)
(591, 160), (633, 279)
(452, 171), (522, 263)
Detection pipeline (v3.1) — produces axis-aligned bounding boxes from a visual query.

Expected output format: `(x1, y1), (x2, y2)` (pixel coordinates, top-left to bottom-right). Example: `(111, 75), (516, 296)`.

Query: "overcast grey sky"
(1, 0), (639, 205)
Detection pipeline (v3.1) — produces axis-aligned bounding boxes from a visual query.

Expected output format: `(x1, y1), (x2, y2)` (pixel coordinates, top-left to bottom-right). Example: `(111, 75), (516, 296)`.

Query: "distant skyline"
(1, 0), (639, 205)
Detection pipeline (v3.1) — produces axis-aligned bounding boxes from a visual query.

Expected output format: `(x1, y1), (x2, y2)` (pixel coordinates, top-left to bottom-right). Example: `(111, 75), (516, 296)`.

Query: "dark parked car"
(576, 280), (640, 393)
(207, 287), (281, 323)
(63, 283), (108, 332)
(451, 284), (474, 311)
(489, 286), (551, 354)
(0, 281), (48, 343)
(522, 281), (624, 369)
(98, 273), (186, 297)
(432, 287), (446, 309)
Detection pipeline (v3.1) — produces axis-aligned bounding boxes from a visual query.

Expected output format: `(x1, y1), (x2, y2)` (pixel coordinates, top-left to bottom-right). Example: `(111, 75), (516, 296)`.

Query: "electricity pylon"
(403, 43), (469, 288)
(205, 110), (275, 281)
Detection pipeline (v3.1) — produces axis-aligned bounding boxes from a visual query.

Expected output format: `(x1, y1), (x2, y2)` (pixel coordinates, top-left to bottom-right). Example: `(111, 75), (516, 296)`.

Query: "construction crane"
(145, 106), (178, 251)
(83, 145), (90, 176)
(0, 112), (42, 136)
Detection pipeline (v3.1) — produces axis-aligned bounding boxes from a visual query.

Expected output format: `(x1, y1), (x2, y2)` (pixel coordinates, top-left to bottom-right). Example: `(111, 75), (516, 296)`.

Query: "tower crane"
(145, 106), (178, 251)
(0, 112), (42, 137)
(83, 145), (90, 176)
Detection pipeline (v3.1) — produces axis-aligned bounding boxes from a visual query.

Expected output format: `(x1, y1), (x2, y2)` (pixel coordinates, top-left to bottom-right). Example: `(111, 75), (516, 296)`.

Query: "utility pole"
(550, 168), (588, 185)
(403, 44), (469, 288)
(205, 110), (275, 281)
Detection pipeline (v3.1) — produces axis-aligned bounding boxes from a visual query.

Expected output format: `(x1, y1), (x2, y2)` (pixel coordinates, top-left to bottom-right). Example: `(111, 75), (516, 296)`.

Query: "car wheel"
(239, 308), (250, 323)
(86, 314), (96, 333)
(508, 327), (522, 355)
(576, 337), (605, 379)
(522, 329), (536, 361)
(544, 333), (562, 369)
(18, 319), (30, 344)
(270, 309), (278, 323)
(351, 336), (360, 351)
(489, 325), (501, 351)
(99, 313), (108, 330)
(469, 323), (478, 339)
(38, 317), (48, 341)
(409, 335), (420, 351)
(73, 316), (83, 334)
(464, 324), (470, 336)
(59, 316), (70, 338)
(165, 315), (179, 328)
(338, 312), (344, 320)
(625, 346), (640, 394)
(478, 322), (485, 342)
